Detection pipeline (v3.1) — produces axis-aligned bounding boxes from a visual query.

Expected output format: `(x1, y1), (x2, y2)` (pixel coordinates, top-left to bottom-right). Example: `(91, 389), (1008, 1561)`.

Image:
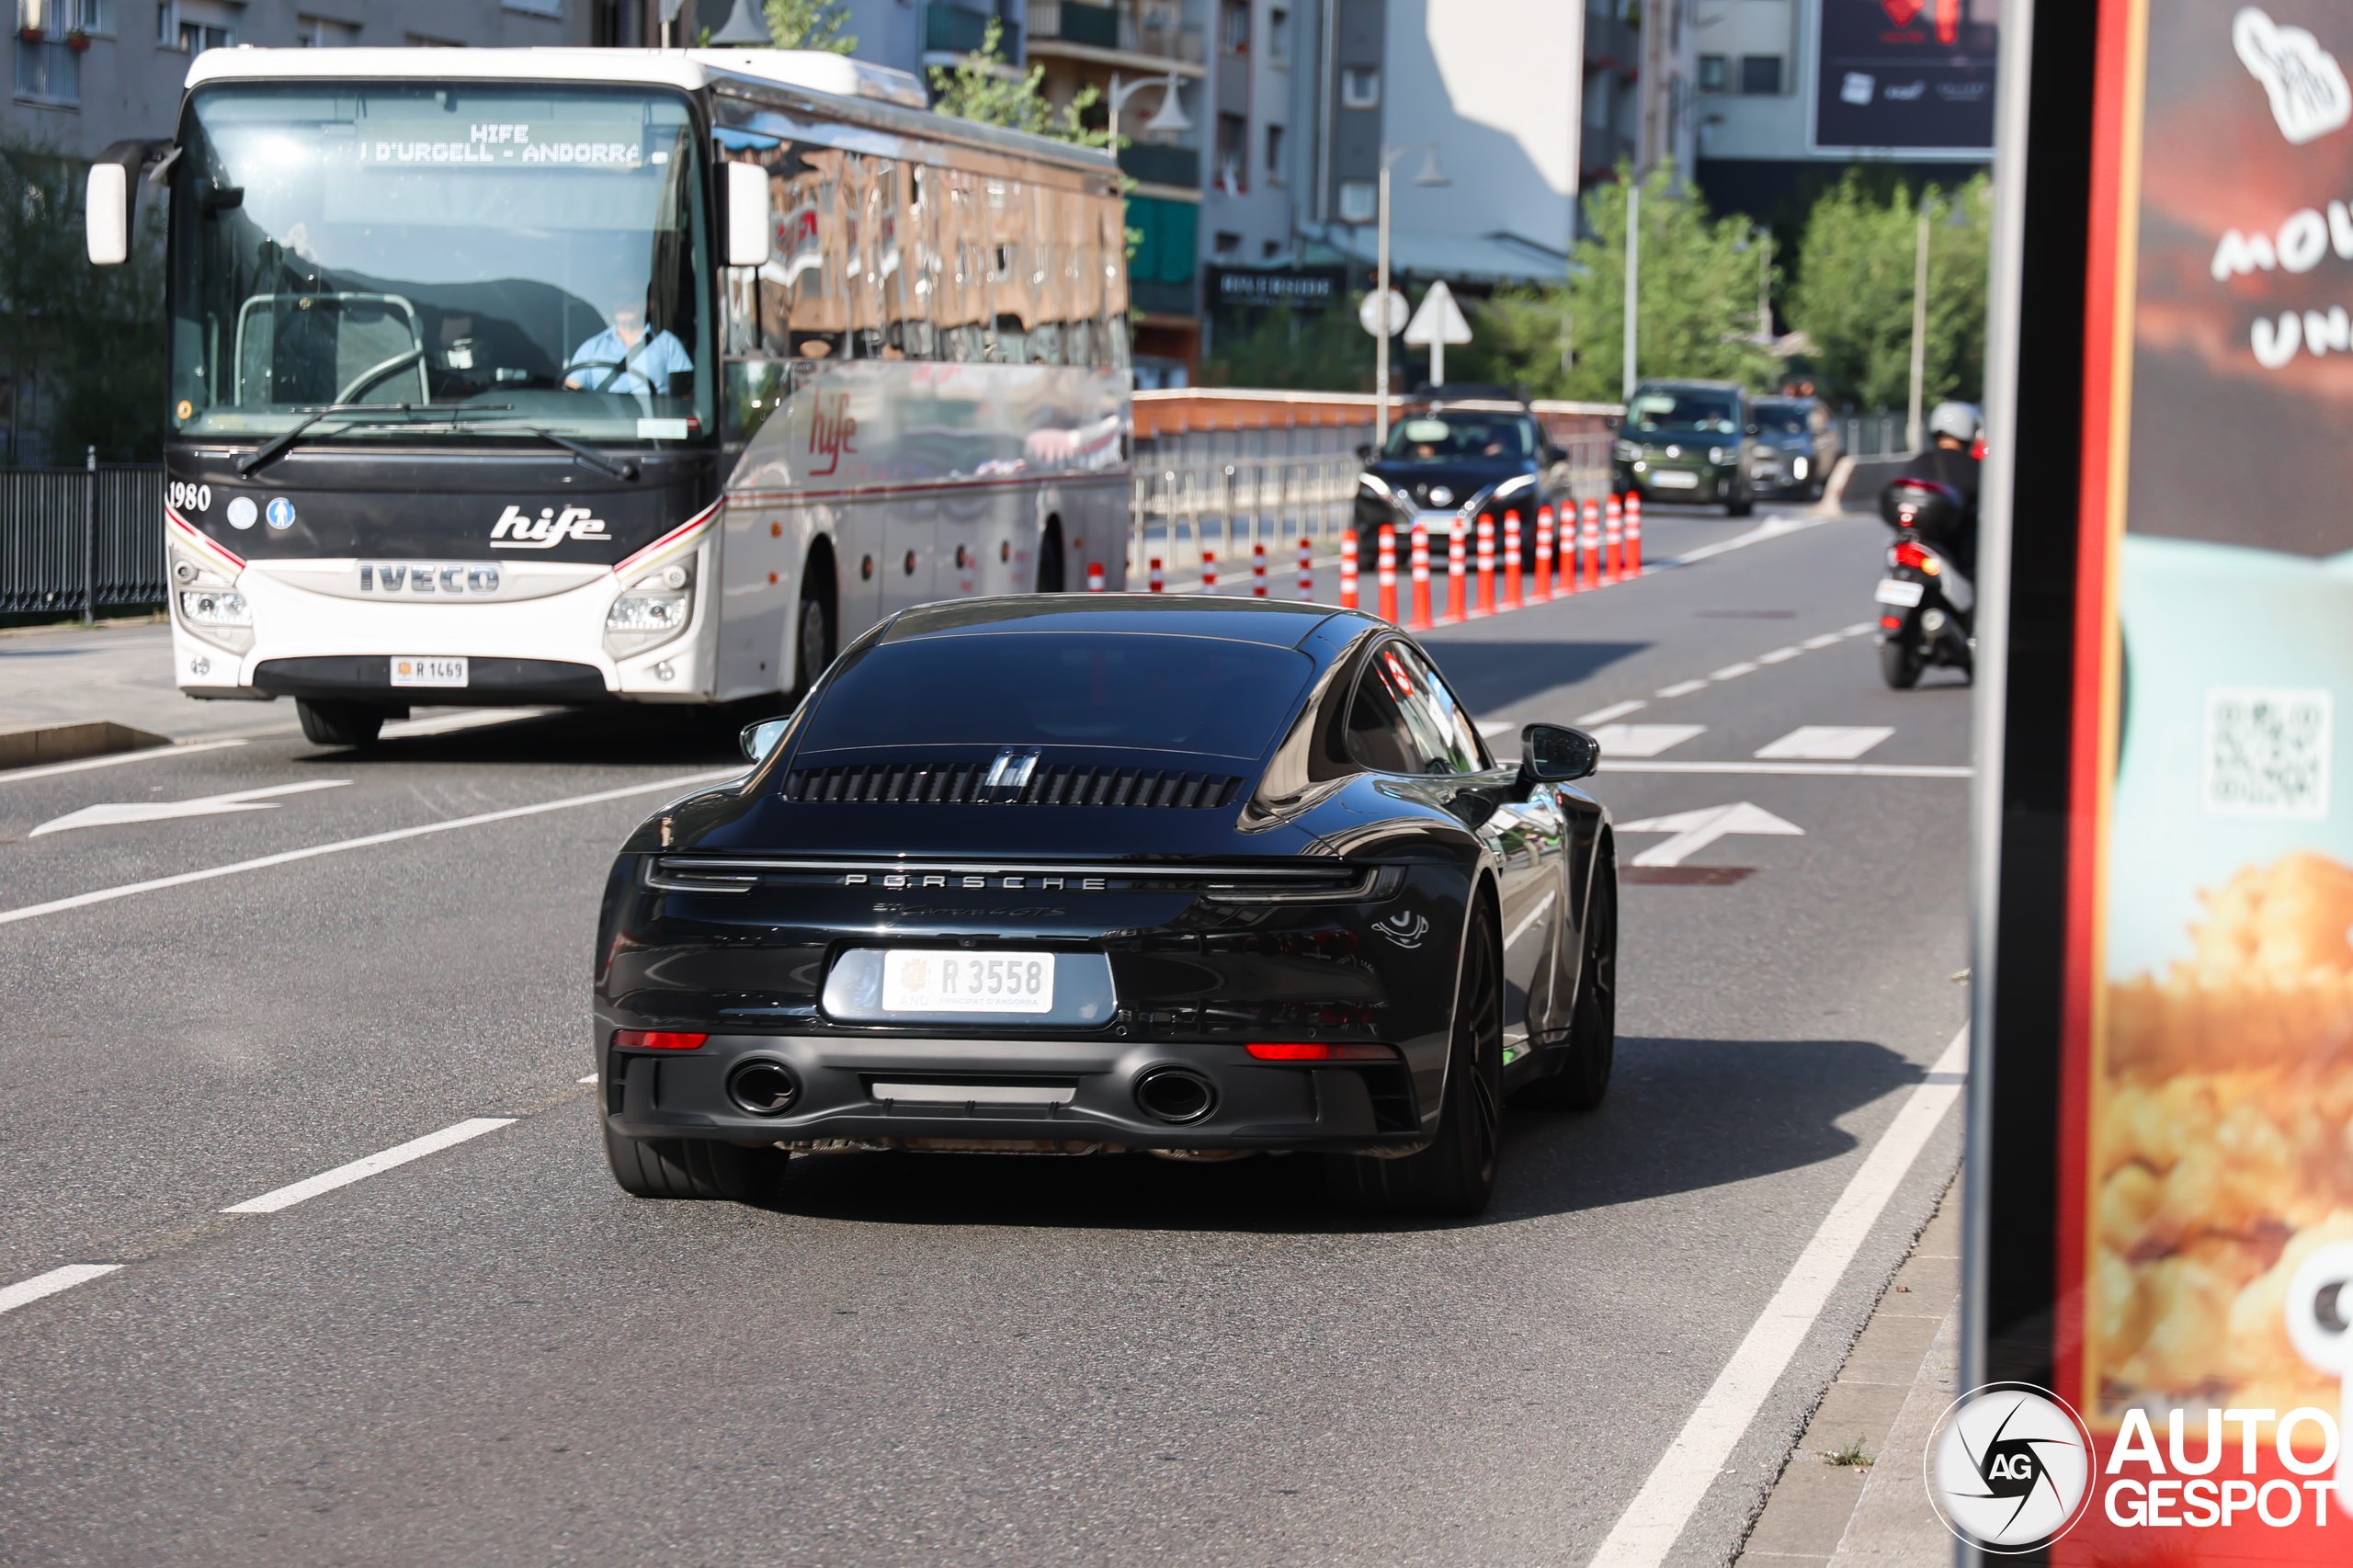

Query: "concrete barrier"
(0, 720), (168, 771)
(1838, 455), (1920, 514)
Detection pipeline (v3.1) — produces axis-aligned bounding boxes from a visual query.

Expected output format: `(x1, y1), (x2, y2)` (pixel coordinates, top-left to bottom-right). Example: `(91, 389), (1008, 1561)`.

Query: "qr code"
(2203, 687), (2332, 819)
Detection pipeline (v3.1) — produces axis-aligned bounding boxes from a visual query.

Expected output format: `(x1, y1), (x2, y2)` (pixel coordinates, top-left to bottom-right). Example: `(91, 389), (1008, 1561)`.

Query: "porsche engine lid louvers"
(783, 760), (1245, 810)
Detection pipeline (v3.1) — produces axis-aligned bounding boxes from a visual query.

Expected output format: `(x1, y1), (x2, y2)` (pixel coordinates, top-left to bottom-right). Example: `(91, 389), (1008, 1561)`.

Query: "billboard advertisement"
(1812, 0), (1998, 153)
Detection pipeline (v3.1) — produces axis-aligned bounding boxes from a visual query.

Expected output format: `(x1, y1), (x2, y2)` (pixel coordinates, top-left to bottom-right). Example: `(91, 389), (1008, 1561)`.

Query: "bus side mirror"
(86, 163), (129, 266)
(725, 161), (771, 268)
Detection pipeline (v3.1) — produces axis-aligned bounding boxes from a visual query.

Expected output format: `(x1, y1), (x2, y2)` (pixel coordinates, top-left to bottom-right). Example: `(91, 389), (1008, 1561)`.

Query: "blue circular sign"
(265, 497), (296, 530)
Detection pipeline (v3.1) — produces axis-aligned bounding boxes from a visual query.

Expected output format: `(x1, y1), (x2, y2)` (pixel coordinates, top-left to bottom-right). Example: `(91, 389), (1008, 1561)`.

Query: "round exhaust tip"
(1134, 1067), (1217, 1125)
(727, 1059), (801, 1117)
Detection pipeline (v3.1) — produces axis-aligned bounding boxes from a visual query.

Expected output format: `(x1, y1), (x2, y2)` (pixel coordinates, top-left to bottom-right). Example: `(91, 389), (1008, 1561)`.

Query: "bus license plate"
(880, 949), (1055, 1015)
(1874, 578), (1926, 608)
(391, 656), (469, 687)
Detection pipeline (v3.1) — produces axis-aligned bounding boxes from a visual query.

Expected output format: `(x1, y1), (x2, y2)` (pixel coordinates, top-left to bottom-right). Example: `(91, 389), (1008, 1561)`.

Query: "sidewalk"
(1738, 1174), (1960, 1568)
(0, 619), (304, 743)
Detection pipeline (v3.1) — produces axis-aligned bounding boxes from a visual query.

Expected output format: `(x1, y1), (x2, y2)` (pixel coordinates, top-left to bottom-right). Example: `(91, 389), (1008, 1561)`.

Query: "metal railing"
(0, 464), (167, 617)
(1127, 429), (1616, 581)
(1843, 413), (1910, 459)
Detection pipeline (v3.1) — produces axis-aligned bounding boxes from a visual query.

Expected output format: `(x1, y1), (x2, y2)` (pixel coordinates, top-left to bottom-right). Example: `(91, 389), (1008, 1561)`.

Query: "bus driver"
(563, 288), (692, 395)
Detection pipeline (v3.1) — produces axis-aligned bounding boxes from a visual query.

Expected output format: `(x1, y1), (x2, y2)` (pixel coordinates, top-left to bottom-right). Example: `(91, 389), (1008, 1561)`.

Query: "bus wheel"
(296, 699), (383, 749)
(792, 587), (834, 697)
(1036, 517), (1065, 592)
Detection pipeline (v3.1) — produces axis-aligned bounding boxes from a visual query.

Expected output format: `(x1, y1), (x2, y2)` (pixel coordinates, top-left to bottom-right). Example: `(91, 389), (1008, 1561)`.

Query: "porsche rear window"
(800, 632), (1313, 759)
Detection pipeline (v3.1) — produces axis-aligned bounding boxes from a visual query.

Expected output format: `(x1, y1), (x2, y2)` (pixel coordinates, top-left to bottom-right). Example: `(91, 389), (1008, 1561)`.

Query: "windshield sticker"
(356, 124), (645, 169)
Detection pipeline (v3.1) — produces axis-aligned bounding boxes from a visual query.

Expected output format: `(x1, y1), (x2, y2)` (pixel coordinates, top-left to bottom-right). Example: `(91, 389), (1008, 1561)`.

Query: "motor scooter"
(1875, 477), (1973, 688)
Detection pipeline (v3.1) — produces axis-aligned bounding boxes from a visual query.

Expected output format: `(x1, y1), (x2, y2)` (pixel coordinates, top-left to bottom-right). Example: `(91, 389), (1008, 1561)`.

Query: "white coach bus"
(88, 47), (1132, 746)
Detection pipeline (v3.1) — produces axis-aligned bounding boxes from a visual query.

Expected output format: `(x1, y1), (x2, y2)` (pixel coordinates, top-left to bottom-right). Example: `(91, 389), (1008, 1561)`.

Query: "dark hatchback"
(595, 597), (1620, 1216)
(1352, 396), (1570, 554)
(1611, 380), (1757, 515)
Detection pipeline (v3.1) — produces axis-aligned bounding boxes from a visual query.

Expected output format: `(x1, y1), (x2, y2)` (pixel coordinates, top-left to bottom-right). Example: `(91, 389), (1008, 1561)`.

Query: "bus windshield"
(169, 83), (713, 445)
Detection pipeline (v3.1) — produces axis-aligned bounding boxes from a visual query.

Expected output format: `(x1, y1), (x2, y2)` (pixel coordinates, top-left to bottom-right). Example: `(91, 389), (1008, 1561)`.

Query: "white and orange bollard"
(1148, 557), (1164, 592)
(1252, 541), (1267, 597)
(1087, 561), (1106, 592)
(1532, 506), (1554, 602)
(1339, 530), (1358, 609)
(1408, 521), (1434, 630)
(1376, 524), (1398, 623)
(1581, 501), (1601, 591)
(1296, 536), (1313, 601)
(1473, 513), (1495, 617)
(1603, 495), (1623, 585)
(1503, 511), (1523, 609)
(1201, 547), (1218, 590)
(1444, 517), (1468, 623)
(1623, 492), (1643, 575)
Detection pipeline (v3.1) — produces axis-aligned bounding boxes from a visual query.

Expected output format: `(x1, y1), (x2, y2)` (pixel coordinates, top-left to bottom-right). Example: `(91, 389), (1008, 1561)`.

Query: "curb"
(0, 720), (170, 772)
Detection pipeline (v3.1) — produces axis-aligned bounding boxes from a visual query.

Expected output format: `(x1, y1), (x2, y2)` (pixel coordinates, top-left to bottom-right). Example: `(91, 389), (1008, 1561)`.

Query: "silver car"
(1745, 397), (1841, 501)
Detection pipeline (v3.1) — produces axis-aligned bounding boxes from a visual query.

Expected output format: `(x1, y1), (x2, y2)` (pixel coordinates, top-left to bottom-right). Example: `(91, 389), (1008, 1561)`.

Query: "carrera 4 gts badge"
(1373, 910), (1429, 948)
(491, 505), (610, 550)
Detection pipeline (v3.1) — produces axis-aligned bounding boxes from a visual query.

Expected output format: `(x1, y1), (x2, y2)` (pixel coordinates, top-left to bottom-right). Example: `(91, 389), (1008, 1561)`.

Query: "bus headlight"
(169, 547), (255, 653)
(604, 563), (694, 658)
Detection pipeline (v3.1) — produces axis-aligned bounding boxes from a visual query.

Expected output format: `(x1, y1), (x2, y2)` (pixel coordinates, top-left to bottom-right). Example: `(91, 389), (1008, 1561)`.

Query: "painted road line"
(579, 1073), (600, 1084)
(1617, 802), (1803, 868)
(1600, 759), (1971, 778)
(0, 737), (245, 785)
(1800, 632), (1845, 651)
(1587, 1028), (1969, 1568)
(1756, 646), (1802, 665)
(0, 768), (742, 927)
(1475, 720), (1515, 738)
(1504, 889), (1556, 948)
(380, 707), (561, 740)
(1841, 621), (1875, 636)
(1660, 514), (1830, 566)
(1708, 662), (1760, 681)
(0, 1263), (123, 1317)
(1756, 725), (1895, 761)
(1588, 723), (1705, 758)
(1655, 679), (1710, 699)
(31, 778), (351, 837)
(222, 1118), (517, 1214)
(1576, 699), (1648, 726)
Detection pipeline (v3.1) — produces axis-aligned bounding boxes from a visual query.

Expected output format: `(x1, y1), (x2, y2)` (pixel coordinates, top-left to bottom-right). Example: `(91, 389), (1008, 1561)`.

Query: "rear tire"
(791, 590), (834, 700)
(1881, 636), (1925, 689)
(604, 1122), (790, 1202)
(296, 698), (383, 749)
(1324, 902), (1504, 1217)
(1515, 866), (1616, 1111)
(1036, 517), (1066, 593)
(1726, 494), (1755, 517)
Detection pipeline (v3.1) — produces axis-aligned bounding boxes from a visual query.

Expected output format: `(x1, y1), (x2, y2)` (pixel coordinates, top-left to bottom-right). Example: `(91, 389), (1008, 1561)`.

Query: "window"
(294, 13), (356, 43)
(502, 0), (562, 15)
(1336, 177), (1374, 223)
(1340, 65), (1379, 108)
(1343, 642), (1486, 776)
(404, 31), (461, 45)
(1260, 238), (1282, 258)
(1697, 53), (1725, 93)
(1214, 113), (1245, 192)
(1267, 6), (1288, 62)
(1739, 53), (1782, 94)
(14, 38), (76, 102)
(160, 0), (236, 51)
(1220, 0), (1246, 51)
(1264, 121), (1284, 179)
(44, 0), (116, 34)
(1212, 229), (1241, 256)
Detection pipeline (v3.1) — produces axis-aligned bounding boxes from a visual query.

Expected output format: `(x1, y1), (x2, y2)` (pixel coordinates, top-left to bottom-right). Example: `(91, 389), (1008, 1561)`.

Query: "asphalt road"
(0, 501), (1970, 1567)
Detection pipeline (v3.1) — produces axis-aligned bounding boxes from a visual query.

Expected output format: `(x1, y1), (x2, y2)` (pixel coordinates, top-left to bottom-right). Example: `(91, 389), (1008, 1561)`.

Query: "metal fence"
(1843, 414), (1911, 459)
(0, 465), (167, 616)
(1127, 426), (1615, 581)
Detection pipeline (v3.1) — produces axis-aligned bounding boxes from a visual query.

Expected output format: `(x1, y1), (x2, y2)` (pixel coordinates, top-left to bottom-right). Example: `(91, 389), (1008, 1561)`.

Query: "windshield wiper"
(235, 402), (515, 476)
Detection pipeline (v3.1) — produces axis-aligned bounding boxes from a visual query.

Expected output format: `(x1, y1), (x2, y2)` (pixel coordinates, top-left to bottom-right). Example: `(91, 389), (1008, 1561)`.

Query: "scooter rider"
(1900, 403), (1982, 581)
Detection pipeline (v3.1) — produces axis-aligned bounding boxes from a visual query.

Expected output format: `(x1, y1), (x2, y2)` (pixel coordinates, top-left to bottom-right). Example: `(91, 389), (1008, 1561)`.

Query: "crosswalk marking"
(1755, 725), (1894, 761)
(1590, 723), (1706, 758)
(1576, 699), (1648, 725)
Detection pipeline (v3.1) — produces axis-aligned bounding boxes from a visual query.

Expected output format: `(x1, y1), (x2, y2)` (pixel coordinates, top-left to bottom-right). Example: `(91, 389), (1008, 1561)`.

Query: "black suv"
(1352, 388), (1569, 554)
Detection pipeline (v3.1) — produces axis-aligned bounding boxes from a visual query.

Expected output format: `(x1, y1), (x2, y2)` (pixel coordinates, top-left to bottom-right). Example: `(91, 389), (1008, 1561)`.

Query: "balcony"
(1027, 0), (1118, 47)
(1118, 142), (1198, 190)
(1024, 0), (1205, 76)
(925, 4), (1019, 59)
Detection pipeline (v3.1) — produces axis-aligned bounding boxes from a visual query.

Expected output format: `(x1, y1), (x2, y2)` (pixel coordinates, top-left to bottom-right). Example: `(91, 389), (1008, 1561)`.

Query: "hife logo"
(489, 505), (610, 550)
(1924, 1383), (2094, 1551)
(809, 391), (858, 477)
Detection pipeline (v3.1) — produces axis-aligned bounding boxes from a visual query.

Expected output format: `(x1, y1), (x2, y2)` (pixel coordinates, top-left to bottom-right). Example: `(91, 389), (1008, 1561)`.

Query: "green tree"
(1452, 162), (1778, 402)
(1782, 170), (1990, 411)
(760, 0), (857, 51)
(926, 18), (1107, 145)
(0, 147), (165, 463)
(1202, 301), (1380, 392)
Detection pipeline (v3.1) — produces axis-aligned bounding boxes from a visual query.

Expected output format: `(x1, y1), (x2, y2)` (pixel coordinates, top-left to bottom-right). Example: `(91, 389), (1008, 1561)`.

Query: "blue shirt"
(566, 326), (693, 395)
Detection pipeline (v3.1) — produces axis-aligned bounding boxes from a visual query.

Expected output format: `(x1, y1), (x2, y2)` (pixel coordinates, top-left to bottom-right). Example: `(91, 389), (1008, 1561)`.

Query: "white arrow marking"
(31, 779), (350, 837)
(1615, 801), (1803, 867)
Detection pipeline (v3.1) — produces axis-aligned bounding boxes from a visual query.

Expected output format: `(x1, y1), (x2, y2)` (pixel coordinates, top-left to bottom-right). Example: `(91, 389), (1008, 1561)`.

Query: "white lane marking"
(1659, 514), (1831, 566)
(1475, 720), (1515, 738)
(1505, 889), (1556, 948)
(1841, 621), (1874, 636)
(222, 1118), (517, 1214)
(1602, 759), (1971, 778)
(0, 737), (246, 785)
(578, 1073), (599, 1084)
(380, 707), (560, 740)
(1756, 725), (1895, 761)
(1617, 801), (1803, 868)
(1655, 678), (1710, 699)
(1589, 1028), (1968, 1568)
(1709, 662), (1759, 681)
(1756, 647), (1802, 665)
(1576, 699), (1648, 726)
(0, 768), (741, 927)
(1799, 632), (1844, 651)
(30, 778), (350, 837)
(1589, 723), (1705, 758)
(0, 1263), (123, 1316)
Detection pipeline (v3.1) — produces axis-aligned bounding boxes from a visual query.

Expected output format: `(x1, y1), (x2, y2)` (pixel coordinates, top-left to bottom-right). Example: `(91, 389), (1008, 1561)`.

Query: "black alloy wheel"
(1881, 633), (1925, 689)
(1516, 864), (1616, 1111)
(1324, 902), (1504, 1217)
(604, 1122), (790, 1202)
(296, 697), (383, 750)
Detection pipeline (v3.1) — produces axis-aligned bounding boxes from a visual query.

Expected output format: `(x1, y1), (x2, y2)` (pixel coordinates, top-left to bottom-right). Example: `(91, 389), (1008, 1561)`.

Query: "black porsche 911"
(593, 596), (1619, 1216)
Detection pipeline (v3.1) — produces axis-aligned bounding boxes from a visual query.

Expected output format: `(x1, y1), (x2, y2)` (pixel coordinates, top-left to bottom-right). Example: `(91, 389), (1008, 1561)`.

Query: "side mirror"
(85, 162), (129, 266)
(725, 160), (772, 268)
(740, 717), (791, 764)
(1518, 722), (1598, 785)
(1355, 443), (1373, 463)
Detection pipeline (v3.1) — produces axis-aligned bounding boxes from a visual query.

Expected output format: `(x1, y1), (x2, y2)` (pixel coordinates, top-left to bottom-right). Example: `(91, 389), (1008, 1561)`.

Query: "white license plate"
(391, 655), (469, 687)
(880, 949), (1056, 1014)
(1651, 470), (1700, 489)
(1875, 578), (1926, 607)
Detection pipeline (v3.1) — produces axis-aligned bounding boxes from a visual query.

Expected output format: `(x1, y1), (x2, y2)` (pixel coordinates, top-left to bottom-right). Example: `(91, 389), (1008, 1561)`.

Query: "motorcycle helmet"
(1927, 402), (1982, 446)
(1881, 477), (1965, 543)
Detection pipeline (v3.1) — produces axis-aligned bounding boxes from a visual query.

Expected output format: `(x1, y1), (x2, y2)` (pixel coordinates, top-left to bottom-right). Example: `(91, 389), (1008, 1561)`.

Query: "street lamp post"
(1906, 199), (1931, 452)
(1108, 72), (1190, 148)
(1621, 183), (1639, 403)
(1376, 142), (1448, 446)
